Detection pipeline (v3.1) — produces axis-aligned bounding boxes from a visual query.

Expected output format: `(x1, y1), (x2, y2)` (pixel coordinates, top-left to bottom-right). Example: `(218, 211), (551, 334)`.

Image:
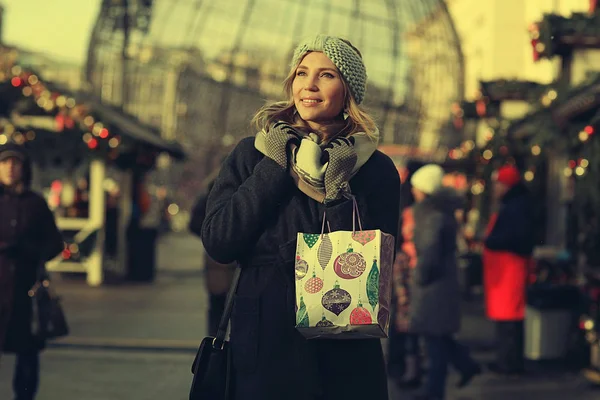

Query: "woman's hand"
(264, 122), (302, 168)
(322, 137), (357, 202)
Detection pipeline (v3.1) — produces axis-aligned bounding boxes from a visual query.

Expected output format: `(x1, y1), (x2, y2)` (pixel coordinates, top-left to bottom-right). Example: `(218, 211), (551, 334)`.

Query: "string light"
(27, 75), (38, 85)
(108, 137), (120, 148)
(579, 130), (590, 142)
(483, 149), (493, 160)
(99, 128), (109, 139)
(82, 133), (93, 143)
(0, 134), (7, 145)
(10, 77), (21, 87)
(580, 159), (589, 168)
(575, 166), (585, 176)
(531, 145), (541, 156)
(564, 167), (573, 177)
(524, 171), (535, 181)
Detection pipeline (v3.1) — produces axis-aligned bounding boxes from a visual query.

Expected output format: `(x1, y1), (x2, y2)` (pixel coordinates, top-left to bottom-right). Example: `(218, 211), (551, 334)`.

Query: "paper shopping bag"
(294, 227), (395, 339)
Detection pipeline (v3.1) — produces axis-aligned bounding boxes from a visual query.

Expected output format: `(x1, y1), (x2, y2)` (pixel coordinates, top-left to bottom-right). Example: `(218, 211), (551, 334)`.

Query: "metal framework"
(86, 0), (464, 206)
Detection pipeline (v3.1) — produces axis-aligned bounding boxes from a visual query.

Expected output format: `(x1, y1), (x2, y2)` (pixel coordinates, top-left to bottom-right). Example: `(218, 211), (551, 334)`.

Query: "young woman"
(201, 35), (400, 400)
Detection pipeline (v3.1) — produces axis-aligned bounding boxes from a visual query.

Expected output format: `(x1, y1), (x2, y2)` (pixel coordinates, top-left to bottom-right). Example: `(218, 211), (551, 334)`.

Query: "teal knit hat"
(291, 34), (367, 105)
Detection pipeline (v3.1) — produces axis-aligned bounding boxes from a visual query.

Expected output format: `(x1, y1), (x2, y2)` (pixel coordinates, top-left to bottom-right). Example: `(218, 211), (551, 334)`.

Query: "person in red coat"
(483, 165), (535, 375)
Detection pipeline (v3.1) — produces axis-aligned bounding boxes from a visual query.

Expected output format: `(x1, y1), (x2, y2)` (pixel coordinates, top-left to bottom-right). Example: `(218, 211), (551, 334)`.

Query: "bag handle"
(321, 195), (363, 236)
(212, 264), (241, 350)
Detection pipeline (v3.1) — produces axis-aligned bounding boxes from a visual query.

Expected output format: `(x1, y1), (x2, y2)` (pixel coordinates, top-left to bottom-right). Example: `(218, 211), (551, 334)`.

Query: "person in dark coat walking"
(201, 34), (400, 400)
(408, 165), (480, 400)
(483, 165), (535, 375)
(0, 143), (64, 400)
(189, 173), (235, 337)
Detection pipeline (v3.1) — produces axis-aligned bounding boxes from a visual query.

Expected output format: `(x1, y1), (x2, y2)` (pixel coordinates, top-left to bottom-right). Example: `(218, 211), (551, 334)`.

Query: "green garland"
(530, 12), (600, 61)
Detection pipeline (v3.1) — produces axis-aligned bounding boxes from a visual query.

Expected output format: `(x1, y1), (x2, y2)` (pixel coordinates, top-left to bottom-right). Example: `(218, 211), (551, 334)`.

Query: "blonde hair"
(252, 52), (377, 140)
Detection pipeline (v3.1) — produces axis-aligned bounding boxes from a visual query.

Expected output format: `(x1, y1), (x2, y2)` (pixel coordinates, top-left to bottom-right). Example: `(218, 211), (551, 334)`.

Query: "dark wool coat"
(409, 188), (463, 336)
(201, 137), (400, 400)
(0, 145), (64, 354)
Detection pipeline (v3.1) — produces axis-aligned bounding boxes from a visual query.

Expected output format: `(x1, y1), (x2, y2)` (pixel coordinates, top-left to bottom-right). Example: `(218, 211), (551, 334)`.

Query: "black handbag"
(29, 275), (69, 341)
(189, 266), (241, 400)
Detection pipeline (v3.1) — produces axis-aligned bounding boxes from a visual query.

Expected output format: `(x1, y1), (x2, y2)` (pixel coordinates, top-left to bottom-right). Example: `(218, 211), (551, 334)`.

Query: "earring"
(343, 111), (349, 120)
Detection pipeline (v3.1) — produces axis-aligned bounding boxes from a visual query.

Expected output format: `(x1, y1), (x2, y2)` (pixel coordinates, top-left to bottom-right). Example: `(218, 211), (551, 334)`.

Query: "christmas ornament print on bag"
(294, 229), (395, 339)
(334, 247), (367, 280)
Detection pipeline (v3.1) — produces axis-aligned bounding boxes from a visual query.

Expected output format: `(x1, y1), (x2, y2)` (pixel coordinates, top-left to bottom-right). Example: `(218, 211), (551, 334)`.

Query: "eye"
(296, 71), (307, 76)
(321, 72), (335, 78)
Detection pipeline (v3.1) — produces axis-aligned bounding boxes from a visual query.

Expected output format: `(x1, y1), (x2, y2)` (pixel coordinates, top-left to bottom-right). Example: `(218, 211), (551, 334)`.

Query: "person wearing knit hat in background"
(201, 35), (400, 400)
(408, 164), (481, 400)
(483, 164), (535, 376)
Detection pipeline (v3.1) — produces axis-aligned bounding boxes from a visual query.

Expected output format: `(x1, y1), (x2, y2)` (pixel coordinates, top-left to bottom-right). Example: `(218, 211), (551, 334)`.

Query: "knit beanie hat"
(410, 164), (444, 195)
(291, 34), (367, 104)
(494, 165), (521, 187)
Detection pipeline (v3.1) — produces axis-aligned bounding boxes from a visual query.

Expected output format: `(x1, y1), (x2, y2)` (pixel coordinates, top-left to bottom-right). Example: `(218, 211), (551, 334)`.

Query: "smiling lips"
(301, 98), (323, 106)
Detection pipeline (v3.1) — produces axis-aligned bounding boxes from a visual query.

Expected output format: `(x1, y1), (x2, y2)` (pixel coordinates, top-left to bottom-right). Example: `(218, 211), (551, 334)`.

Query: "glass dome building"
(86, 0), (463, 206)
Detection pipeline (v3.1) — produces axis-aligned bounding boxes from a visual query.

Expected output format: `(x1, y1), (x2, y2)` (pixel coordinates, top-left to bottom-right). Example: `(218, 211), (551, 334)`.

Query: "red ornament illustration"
(334, 247), (366, 280)
(350, 302), (373, 325)
(305, 272), (324, 294)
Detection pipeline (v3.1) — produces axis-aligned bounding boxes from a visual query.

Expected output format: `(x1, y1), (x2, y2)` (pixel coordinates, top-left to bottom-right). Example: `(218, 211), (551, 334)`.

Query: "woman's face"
(0, 157), (23, 187)
(292, 52), (345, 132)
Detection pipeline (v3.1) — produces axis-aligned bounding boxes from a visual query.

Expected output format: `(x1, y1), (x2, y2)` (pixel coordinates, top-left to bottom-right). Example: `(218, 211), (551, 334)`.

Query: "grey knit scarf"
(255, 123), (379, 203)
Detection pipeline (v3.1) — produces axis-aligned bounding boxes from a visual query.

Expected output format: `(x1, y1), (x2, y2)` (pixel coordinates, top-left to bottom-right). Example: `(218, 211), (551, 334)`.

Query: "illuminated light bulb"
(11, 66), (22, 76)
(575, 166), (585, 176)
(22, 86), (33, 96)
(580, 159), (589, 168)
(524, 171), (534, 181)
(82, 133), (93, 143)
(0, 134), (7, 145)
(66, 98), (76, 108)
(535, 43), (545, 52)
(83, 116), (94, 126)
(579, 131), (590, 142)
(483, 150), (493, 160)
(108, 137), (120, 148)
(92, 123), (103, 135)
(547, 90), (557, 100)
(25, 131), (36, 141)
(88, 138), (98, 149)
(27, 75), (39, 85)
(168, 203), (180, 216)
(99, 128), (109, 139)
(531, 145), (541, 156)
(55, 96), (67, 107)
(11, 77), (22, 87)
(564, 168), (572, 177)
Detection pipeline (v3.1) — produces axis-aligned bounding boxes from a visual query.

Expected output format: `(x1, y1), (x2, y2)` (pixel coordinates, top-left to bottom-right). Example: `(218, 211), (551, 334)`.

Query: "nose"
(303, 75), (318, 91)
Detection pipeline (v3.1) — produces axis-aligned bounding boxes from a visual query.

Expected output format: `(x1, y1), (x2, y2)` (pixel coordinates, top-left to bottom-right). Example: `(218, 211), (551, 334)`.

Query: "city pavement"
(1, 232), (599, 399)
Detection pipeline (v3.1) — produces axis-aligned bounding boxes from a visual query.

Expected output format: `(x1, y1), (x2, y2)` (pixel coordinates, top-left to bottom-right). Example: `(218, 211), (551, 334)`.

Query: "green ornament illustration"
(303, 234), (319, 249)
(297, 295), (309, 327)
(367, 258), (380, 311)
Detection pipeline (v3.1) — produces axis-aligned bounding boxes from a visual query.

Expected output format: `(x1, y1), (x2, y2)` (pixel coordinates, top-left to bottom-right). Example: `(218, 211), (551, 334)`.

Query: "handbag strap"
(213, 264), (241, 349)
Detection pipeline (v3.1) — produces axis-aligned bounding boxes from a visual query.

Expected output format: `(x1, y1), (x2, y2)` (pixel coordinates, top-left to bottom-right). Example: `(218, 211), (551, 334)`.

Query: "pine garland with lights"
(529, 10), (600, 61)
(0, 62), (180, 171)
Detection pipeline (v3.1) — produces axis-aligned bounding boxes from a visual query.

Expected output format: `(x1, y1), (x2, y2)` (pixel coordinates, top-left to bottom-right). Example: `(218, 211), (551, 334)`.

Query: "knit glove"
(322, 136), (358, 203)
(264, 122), (302, 168)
